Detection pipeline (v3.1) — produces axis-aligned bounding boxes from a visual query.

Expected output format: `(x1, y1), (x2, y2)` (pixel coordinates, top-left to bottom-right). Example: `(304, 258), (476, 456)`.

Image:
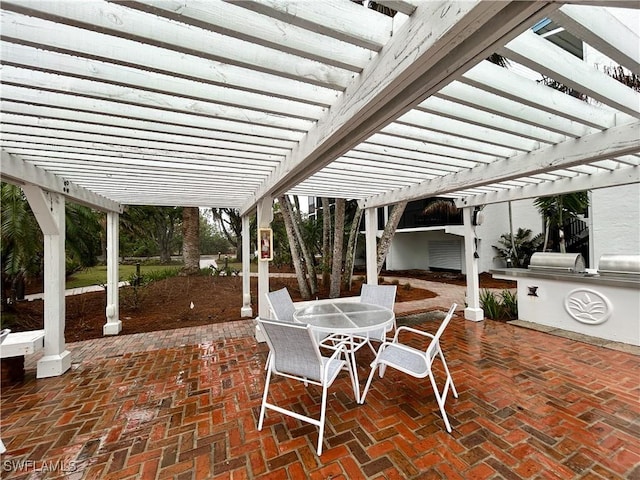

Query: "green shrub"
(480, 289), (518, 321)
(402, 282), (412, 291)
(500, 290), (518, 319)
(480, 290), (503, 319)
(128, 267), (181, 287)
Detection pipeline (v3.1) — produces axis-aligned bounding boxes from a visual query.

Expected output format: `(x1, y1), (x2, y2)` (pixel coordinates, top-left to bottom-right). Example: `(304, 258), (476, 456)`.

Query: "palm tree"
(65, 204), (102, 269)
(1, 183), (41, 304)
(1, 183), (104, 305)
(181, 207), (200, 275)
(534, 192), (589, 253)
(493, 228), (543, 268)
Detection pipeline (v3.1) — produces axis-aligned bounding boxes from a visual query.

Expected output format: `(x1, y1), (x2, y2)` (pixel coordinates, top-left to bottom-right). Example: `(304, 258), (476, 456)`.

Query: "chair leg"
(342, 349), (359, 402)
(428, 370), (453, 433)
(359, 359), (378, 404)
(366, 339), (377, 356)
(258, 368), (272, 431)
(439, 349), (458, 398)
(317, 384), (329, 456)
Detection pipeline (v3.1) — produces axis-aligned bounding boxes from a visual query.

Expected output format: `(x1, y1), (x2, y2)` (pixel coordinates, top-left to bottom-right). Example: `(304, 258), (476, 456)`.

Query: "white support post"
(255, 197), (273, 341)
(241, 214), (252, 317)
(364, 207), (378, 285)
(103, 211), (122, 335)
(463, 207), (483, 322)
(22, 185), (72, 378)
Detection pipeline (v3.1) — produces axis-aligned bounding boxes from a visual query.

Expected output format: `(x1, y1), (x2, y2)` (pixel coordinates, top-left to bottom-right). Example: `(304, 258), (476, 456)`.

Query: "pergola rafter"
(0, 0), (636, 213)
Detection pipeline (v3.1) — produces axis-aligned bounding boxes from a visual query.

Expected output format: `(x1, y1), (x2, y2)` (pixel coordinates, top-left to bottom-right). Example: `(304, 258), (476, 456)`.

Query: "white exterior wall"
(474, 201), (542, 271)
(386, 200), (542, 274)
(591, 184), (640, 269)
(385, 230), (433, 270)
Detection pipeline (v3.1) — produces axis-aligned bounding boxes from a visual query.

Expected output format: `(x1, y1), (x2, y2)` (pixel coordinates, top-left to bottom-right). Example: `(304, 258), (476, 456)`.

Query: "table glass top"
(294, 301), (394, 333)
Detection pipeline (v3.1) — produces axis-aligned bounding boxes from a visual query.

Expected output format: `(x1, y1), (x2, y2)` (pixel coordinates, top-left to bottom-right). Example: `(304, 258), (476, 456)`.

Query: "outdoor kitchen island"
(492, 253), (640, 347)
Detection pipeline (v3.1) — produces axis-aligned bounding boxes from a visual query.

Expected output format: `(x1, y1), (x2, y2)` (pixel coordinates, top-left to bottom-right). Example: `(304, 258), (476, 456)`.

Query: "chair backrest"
(426, 303), (457, 359)
(266, 288), (296, 322)
(360, 284), (397, 310)
(259, 318), (323, 381)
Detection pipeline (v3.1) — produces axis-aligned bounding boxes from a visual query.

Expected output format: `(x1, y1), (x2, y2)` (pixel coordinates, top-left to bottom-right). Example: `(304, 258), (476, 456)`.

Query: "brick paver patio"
(1, 308), (638, 479)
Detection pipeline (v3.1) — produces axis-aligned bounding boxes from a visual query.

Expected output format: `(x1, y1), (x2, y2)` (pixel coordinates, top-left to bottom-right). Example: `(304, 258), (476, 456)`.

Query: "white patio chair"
(359, 303), (458, 433)
(265, 287), (296, 322)
(263, 288), (297, 369)
(359, 283), (397, 352)
(257, 318), (349, 456)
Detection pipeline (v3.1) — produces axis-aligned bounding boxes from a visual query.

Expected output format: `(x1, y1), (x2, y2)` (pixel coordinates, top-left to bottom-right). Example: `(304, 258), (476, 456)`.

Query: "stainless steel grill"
(597, 254), (640, 280)
(528, 252), (586, 273)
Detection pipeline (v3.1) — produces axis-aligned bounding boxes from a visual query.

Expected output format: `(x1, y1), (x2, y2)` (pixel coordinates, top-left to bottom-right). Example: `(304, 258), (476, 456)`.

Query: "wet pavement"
(2, 279), (639, 479)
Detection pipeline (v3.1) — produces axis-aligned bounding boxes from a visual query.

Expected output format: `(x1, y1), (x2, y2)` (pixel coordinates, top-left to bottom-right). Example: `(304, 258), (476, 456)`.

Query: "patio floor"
(1, 314), (639, 479)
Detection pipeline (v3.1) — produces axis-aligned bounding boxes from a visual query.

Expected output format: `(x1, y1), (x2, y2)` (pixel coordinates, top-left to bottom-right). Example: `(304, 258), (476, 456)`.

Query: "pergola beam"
(455, 166), (640, 207)
(0, 150), (123, 213)
(360, 121), (640, 209)
(241, 0), (561, 215)
(550, 4), (640, 75)
(500, 29), (640, 119)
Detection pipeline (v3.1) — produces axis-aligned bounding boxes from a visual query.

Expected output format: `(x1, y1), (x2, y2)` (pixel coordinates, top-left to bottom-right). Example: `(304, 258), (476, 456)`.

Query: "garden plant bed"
(6, 270), (514, 343)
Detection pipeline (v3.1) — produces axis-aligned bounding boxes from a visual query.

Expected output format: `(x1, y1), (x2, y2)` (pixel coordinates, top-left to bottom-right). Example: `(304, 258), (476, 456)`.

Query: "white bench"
(0, 330), (45, 358)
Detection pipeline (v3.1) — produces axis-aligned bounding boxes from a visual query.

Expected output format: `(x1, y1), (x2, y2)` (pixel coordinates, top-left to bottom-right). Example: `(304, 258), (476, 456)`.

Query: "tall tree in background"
(342, 205), (363, 290)
(278, 195), (311, 299)
(210, 208), (242, 260)
(121, 206), (182, 262)
(181, 207), (200, 275)
(329, 198), (346, 298)
(376, 201), (408, 274)
(284, 196), (317, 295)
(321, 197), (332, 287)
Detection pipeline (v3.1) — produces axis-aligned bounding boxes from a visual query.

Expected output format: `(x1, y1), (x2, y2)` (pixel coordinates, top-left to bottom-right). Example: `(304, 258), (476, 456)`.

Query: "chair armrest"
(392, 325), (435, 343)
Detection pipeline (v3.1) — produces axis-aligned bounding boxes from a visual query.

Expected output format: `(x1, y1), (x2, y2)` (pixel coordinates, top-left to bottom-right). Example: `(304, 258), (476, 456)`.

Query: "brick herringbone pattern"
(1, 317), (638, 479)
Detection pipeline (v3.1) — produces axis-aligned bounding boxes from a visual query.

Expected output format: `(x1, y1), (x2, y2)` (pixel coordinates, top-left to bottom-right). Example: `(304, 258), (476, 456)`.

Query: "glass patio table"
(293, 301), (395, 402)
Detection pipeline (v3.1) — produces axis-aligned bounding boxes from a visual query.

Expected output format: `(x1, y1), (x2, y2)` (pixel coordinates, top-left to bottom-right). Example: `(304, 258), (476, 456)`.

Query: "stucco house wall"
(386, 199), (542, 274)
(590, 184), (640, 269)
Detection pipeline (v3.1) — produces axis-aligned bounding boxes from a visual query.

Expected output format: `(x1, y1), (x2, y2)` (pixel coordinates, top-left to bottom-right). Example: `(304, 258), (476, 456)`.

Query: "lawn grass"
(65, 264), (183, 289)
(65, 261), (246, 289)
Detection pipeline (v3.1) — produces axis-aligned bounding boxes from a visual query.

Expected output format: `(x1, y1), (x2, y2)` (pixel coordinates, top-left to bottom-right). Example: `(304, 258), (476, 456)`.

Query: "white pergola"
(1, 0), (639, 377)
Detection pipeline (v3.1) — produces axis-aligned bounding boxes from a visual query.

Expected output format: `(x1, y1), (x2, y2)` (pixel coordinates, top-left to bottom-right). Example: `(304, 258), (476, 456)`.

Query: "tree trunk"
(278, 196), (311, 299)
(321, 197), (331, 287)
(377, 201), (407, 274)
(181, 207), (201, 275)
(329, 198), (345, 298)
(284, 196), (317, 295)
(158, 225), (173, 264)
(557, 196), (566, 253)
(342, 206), (362, 290)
